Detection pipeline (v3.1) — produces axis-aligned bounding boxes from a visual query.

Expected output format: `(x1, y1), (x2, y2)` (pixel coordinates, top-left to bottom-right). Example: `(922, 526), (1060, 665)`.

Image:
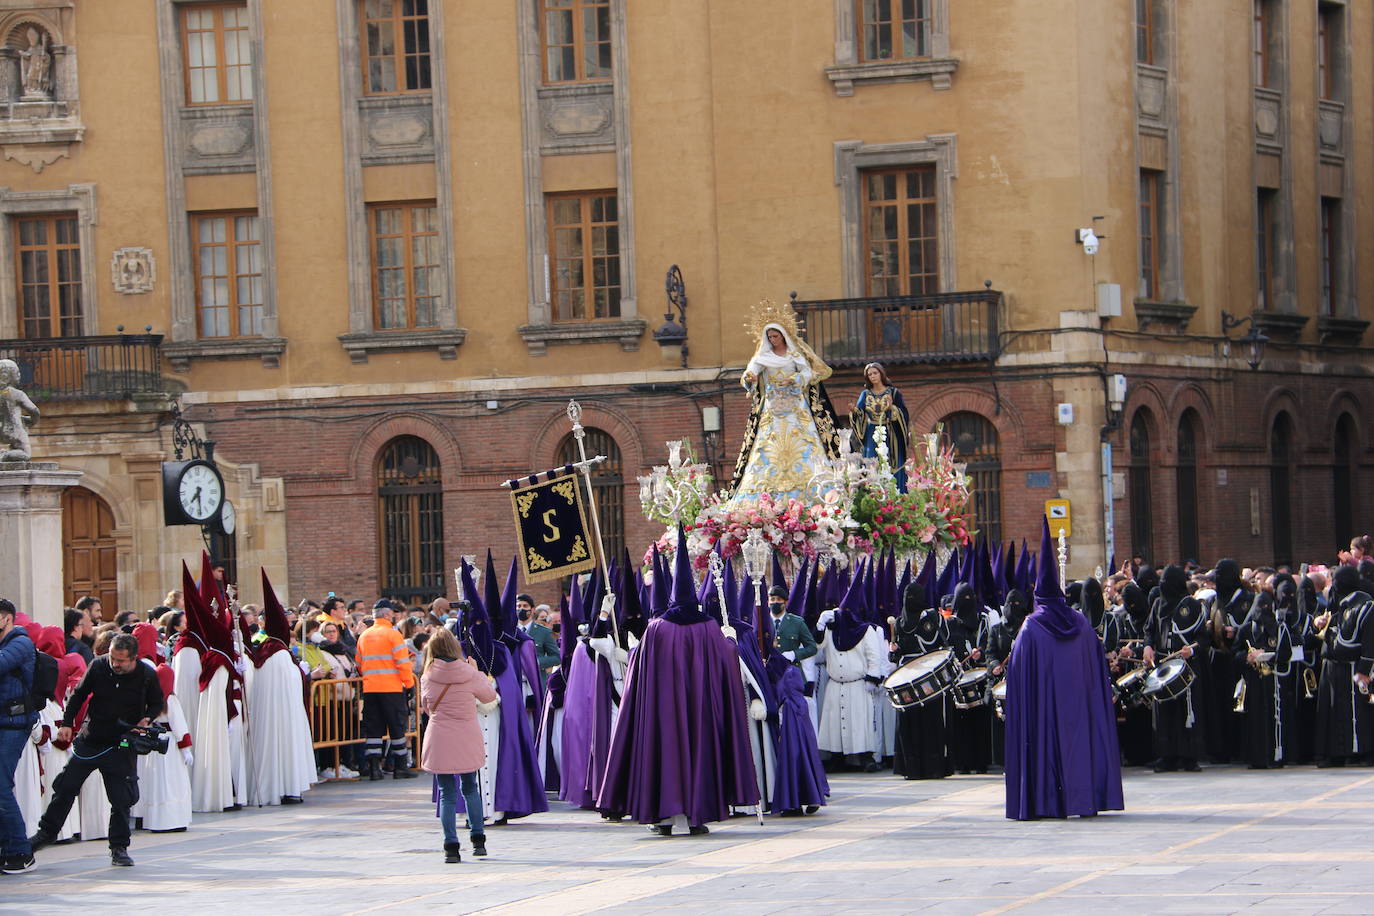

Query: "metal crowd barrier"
(307, 676), (421, 780)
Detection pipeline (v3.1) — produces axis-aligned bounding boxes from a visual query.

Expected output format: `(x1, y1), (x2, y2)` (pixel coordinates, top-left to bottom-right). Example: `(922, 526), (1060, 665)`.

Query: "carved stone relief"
(359, 96), (434, 163)
(0, 13), (83, 172)
(181, 110), (256, 173)
(110, 247), (156, 295)
(1253, 90), (1282, 145)
(538, 84), (615, 152)
(1317, 100), (1344, 154)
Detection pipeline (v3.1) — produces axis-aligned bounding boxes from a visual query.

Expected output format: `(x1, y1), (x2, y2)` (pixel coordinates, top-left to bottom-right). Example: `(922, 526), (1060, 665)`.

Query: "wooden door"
(62, 486), (118, 613)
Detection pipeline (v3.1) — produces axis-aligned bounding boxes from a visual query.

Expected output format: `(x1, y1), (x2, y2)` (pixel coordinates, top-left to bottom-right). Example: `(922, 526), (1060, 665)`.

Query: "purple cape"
(767, 655), (829, 811)
(558, 644), (597, 808)
(595, 617), (759, 825)
(1003, 608), (1124, 820)
(492, 643), (550, 818)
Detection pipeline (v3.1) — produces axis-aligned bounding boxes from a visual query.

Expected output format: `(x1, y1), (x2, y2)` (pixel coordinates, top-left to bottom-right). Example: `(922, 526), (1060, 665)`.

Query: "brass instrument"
(1233, 677), (1246, 713)
(1245, 640), (1275, 677)
(1303, 667), (1318, 700)
(1209, 602), (1233, 652)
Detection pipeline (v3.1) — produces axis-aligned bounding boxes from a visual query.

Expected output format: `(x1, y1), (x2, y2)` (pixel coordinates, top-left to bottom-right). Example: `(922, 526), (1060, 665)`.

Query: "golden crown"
(744, 296), (806, 346)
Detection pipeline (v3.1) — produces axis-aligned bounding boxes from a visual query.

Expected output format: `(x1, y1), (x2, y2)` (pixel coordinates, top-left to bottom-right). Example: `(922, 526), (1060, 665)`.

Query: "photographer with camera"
(29, 632), (162, 867)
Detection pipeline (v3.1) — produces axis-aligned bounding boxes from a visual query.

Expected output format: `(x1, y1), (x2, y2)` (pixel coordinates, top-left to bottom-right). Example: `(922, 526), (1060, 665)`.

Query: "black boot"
(443, 841), (461, 864)
(110, 847), (134, 867)
(470, 833), (487, 857)
(367, 758), (384, 781)
(392, 762), (418, 779)
(28, 827), (55, 852)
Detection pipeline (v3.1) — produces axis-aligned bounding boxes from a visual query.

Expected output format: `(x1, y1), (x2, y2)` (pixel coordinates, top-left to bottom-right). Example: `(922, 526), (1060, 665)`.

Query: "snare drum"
(1113, 668), (1150, 709)
(951, 668), (991, 709)
(1143, 657), (1195, 703)
(991, 679), (1008, 720)
(881, 650), (959, 710)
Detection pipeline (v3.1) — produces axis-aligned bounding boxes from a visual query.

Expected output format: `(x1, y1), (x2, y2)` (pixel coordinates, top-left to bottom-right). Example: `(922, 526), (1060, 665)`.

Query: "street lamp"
(654, 265), (688, 367)
(1220, 311), (1269, 371)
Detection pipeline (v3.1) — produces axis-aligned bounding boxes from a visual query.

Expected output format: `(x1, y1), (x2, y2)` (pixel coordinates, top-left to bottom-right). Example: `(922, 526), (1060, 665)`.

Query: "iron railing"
(793, 289), (1001, 367)
(0, 333), (166, 400)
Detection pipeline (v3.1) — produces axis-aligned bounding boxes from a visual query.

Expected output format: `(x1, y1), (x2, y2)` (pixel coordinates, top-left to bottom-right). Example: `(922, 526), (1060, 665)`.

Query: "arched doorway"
(376, 436), (445, 604)
(939, 411), (1002, 545)
(1128, 409), (1154, 563)
(557, 427), (624, 564)
(62, 486), (118, 613)
(1333, 413), (1357, 548)
(1176, 410), (1200, 564)
(1270, 412), (1295, 567)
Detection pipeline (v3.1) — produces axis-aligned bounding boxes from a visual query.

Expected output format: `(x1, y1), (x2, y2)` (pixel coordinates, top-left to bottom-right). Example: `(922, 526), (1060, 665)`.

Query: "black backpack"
(29, 648), (58, 713)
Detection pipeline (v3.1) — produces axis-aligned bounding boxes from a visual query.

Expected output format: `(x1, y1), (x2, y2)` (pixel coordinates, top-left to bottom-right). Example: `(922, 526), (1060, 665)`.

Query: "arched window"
(557, 427), (624, 564)
(377, 436), (444, 604)
(62, 486), (118, 613)
(1128, 409), (1154, 563)
(1270, 412), (1295, 567)
(939, 411), (1002, 545)
(1176, 410), (1200, 564)
(1334, 413), (1358, 547)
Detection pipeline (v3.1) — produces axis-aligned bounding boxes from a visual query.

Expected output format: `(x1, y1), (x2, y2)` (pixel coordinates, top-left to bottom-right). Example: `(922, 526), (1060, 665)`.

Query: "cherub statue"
(0, 358), (40, 462)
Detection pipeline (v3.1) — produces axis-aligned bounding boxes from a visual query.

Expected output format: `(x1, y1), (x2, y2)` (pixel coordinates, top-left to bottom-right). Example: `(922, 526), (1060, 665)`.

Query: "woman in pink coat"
(421, 628), (499, 863)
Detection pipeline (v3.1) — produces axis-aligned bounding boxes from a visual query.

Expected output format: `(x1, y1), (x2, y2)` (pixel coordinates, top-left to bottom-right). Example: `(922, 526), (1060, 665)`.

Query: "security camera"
(1075, 228), (1100, 256)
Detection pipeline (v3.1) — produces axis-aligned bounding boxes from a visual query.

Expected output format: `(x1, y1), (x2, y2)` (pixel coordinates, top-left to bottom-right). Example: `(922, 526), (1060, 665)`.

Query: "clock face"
(220, 500), (237, 535)
(178, 462), (224, 523)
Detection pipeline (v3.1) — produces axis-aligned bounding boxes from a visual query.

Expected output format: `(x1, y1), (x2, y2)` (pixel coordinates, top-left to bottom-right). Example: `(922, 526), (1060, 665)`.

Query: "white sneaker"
(318, 767), (337, 780)
(338, 765), (359, 779)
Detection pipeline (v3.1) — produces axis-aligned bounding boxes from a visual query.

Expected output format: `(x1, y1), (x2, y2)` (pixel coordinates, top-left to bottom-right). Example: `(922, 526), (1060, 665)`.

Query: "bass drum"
(882, 650), (959, 710)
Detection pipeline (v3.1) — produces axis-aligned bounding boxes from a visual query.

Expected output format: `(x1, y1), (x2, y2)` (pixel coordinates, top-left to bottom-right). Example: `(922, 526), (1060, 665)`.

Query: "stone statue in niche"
(110, 247), (156, 295)
(0, 358), (40, 462)
(18, 27), (51, 100)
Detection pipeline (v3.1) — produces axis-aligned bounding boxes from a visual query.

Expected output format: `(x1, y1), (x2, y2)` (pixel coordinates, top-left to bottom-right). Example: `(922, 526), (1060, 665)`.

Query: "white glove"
(600, 593), (617, 620)
(817, 609), (835, 630)
(782, 650), (796, 662)
(181, 748), (194, 768)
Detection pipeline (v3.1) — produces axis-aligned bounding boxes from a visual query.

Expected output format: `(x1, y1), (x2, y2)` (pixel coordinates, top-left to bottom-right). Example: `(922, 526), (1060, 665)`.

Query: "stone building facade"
(0, 0), (1370, 617)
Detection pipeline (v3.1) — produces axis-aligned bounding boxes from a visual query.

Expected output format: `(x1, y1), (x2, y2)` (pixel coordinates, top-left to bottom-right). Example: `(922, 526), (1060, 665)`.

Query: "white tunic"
(474, 707), (501, 824)
(15, 715), (45, 835)
(245, 650), (317, 806)
(817, 626), (882, 755)
(134, 694), (193, 831)
(172, 648), (202, 749)
(191, 666), (234, 813)
(39, 700), (78, 841)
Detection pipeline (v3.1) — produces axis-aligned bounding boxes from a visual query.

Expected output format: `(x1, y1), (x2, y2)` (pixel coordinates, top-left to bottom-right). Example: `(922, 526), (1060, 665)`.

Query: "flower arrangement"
(639, 428), (973, 569)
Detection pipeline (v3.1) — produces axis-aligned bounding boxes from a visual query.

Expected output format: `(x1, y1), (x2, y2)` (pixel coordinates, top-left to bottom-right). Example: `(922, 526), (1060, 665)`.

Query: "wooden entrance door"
(62, 486), (119, 613)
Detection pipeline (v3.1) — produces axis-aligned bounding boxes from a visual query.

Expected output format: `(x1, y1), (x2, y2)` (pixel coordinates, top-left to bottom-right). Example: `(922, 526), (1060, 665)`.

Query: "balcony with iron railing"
(791, 289), (1002, 368)
(0, 333), (169, 400)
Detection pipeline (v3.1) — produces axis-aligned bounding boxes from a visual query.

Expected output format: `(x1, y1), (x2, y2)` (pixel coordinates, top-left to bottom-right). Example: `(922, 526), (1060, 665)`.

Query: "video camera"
(118, 722), (171, 756)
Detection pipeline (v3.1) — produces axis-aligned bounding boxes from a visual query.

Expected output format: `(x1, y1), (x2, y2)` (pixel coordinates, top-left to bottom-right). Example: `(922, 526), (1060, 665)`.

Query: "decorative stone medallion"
(111, 247), (155, 294)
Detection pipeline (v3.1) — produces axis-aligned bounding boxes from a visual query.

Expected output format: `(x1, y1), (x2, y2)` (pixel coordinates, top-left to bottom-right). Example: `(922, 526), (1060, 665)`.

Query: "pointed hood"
(895, 558), (912, 620)
(830, 558), (872, 651)
(804, 557), (822, 631)
(770, 550), (787, 594)
(198, 551), (227, 626)
(458, 557), (497, 674)
(1014, 541), (1033, 594)
(649, 545), (670, 617)
(1029, 515), (1082, 640)
(786, 555), (809, 616)
(483, 551), (505, 639)
(498, 554), (520, 642)
(665, 526), (708, 624)
(255, 567), (293, 668)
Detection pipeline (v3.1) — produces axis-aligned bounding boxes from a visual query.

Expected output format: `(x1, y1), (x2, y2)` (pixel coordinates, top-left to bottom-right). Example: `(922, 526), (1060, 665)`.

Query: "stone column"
(0, 462), (82, 625)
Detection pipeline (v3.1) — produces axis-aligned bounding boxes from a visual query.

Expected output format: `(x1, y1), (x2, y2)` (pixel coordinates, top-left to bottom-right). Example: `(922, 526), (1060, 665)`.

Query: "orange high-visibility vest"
(356, 618), (415, 693)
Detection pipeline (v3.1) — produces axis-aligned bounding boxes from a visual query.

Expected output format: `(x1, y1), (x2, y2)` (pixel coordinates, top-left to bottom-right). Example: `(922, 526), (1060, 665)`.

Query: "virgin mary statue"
(728, 299), (841, 503)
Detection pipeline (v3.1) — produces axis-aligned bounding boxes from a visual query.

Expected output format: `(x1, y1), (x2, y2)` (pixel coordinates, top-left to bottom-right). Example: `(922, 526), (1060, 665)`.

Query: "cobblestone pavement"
(9, 765), (1374, 915)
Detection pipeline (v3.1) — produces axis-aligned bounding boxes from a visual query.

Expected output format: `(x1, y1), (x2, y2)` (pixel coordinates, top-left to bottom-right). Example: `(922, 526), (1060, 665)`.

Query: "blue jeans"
(436, 772), (483, 845)
(0, 727), (30, 858)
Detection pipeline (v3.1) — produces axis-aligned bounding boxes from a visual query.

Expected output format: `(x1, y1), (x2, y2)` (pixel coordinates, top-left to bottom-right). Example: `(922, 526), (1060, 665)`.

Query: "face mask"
(769, 602), (785, 615)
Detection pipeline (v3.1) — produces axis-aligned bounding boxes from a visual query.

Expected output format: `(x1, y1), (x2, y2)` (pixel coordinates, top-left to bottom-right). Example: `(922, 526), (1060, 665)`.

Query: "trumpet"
(1244, 640), (1275, 677)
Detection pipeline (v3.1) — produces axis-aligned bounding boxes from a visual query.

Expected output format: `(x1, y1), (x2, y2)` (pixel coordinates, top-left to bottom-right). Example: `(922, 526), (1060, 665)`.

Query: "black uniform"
(1282, 575), (1323, 764)
(1314, 566), (1374, 766)
(984, 589), (1027, 767)
(1145, 565), (1211, 771)
(1104, 582), (1153, 766)
(1206, 559), (1250, 763)
(946, 583), (991, 774)
(890, 584), (952, 780)
(36, 656), (163, 852)
(1233, 593), (1293, 768)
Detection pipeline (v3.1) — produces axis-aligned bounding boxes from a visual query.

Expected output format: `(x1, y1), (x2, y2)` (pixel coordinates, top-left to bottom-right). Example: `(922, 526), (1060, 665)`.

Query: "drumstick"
(886, 616), (897, 644)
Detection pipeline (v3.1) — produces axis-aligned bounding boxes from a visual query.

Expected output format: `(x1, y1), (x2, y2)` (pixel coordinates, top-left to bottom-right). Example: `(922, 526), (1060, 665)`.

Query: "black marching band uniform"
(1284, 575), (1323, 764)
(983, 589), (1026, 767)
(946, 583), (992, 775)
(1232, 592), (1293, 769)
(1103, 582), (1154, 766)
(1206, 560), (1251, 763)
(1314, 565), (1374, 766)
(889, 584), (953, 779)
(1144, 566), (1211, 772)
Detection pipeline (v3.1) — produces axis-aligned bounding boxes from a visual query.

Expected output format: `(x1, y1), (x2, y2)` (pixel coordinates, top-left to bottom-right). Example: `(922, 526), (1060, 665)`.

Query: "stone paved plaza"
(9, 765), (1374, 915)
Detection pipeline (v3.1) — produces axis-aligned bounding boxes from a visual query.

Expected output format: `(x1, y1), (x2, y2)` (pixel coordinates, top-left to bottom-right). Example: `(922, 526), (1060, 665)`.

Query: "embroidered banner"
(508, 472), (597, 584)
